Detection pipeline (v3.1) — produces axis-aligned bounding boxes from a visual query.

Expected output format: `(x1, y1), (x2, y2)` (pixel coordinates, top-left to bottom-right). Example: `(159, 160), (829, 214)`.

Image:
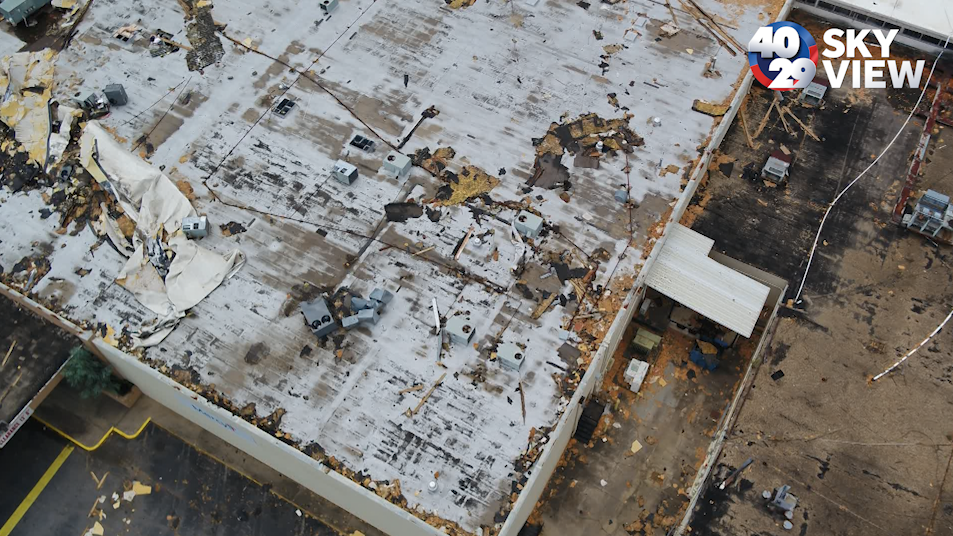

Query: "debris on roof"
(445, 0), (475, 8)
(692, 99), (730, 116)
(434, 165), (499, 206)
(184, 0), (225, 71)
(411, 146), (455, 175)
(80, 121), (245, 346)
(0, 51), (57, 168)
(533, 113), (643, 160)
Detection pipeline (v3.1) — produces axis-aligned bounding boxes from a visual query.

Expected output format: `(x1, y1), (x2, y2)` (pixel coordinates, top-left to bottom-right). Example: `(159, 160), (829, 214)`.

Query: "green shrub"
(61, 347), (120, 399)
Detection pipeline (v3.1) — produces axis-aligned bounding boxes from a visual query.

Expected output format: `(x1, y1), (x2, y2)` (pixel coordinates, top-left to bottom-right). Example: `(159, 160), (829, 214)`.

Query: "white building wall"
(795, 0), (953, 53)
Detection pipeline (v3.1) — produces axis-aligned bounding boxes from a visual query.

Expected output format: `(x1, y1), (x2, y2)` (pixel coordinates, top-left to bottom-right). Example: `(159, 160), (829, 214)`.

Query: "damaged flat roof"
(824, 0), (953, 41)
(0, 0), (782, 532)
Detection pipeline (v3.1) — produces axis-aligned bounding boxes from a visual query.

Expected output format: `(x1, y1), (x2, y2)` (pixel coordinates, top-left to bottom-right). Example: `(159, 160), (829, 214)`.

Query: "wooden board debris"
(518, 379), (526, 424)
(665, 1), (678, 26)
(754, 100), (776, 139)
(398, 384), (424, 395)
(454, 226), (474, 260)
(684, 0), (745, 52)
(739, 98), (756, 149)
(531, 292), (558, 319)
(785, 108), (821, 141)
(692, 99), (730, 117)
(405, 373), (446, 417)
(1, 340), (15, 368)
(90, 471), (109, 489)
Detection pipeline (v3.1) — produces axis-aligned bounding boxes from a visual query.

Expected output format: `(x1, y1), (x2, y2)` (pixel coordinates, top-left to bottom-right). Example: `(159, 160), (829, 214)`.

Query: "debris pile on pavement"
(86, 481), (152, 535)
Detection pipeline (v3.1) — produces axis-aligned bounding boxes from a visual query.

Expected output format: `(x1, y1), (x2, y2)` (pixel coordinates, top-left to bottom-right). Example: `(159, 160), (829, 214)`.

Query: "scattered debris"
(533, 113), (643, 161)
(399, 384), (424, 395)
(397, 106), (439, 150)
(630, 440), (643, 454)
(90, 471), (109, 489)
(220, 221), (247, 237)
(454, 225), (475, 260)
(718, 458), (753, 489)
(411, 146), (455, 175)
(739, 99), (756, 149)
(150, 30), (189, 56)
(0, 51), (58, 168)
(185, 1), (226, 71)
(1, 340), (16, 368)
(692, 99), (730, 117)
(114, 24), (139, 41)
(659, 23), (680, 37)
(384, 202), (424, 222)
(434, 165), (500, 206)
(405, 372), (446, 417)
(681, 0), (744, 53)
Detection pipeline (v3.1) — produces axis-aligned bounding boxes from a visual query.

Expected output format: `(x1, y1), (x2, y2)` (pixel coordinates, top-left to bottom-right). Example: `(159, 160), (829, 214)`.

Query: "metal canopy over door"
(644, 224), (771, 337)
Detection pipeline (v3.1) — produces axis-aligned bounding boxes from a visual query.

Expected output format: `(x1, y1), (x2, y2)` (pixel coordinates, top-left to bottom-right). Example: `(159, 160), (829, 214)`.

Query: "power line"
(794, 37), (950, 302)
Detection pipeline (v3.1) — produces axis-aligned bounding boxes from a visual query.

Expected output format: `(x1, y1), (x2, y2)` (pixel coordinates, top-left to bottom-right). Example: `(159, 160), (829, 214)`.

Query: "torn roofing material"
(0, 50), (55, 168)
(0, 0), (784, 532)
(80, 122), (245, 346)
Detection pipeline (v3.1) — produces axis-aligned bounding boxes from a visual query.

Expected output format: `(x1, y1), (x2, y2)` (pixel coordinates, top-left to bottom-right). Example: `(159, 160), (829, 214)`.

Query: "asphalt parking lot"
(0, 418), (338, 536)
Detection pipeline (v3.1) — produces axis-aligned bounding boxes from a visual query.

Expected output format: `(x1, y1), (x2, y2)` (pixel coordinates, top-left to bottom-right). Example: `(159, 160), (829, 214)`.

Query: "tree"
(61, 347), (120, 399)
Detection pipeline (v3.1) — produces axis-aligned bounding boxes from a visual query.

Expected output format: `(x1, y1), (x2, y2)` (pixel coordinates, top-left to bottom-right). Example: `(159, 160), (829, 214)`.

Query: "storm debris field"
(0, 0), (784, 534)
(684, 10), (953, 536)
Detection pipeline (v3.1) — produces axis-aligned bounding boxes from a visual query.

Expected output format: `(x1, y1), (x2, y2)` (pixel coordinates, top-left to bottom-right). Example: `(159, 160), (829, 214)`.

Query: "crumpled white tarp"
(0, 51), (56, 168)
(79, 121), (245, 346)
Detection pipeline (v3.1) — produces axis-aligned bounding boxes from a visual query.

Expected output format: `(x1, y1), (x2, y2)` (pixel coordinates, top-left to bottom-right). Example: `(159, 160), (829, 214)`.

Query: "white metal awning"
(645, 224), (771, 337)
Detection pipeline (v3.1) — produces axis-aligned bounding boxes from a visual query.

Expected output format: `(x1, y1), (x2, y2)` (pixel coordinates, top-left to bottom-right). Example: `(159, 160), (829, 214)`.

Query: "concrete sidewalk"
(34, 383), (385, 536)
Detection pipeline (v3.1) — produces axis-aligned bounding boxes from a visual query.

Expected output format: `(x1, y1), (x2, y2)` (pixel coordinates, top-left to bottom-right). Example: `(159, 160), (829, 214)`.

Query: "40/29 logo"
(748, 21), (819, 90)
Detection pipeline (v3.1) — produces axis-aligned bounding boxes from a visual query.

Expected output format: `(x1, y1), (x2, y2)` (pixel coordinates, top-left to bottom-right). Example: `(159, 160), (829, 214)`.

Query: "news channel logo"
(747, 22), (927, 91)
(747, 21), (819, 90)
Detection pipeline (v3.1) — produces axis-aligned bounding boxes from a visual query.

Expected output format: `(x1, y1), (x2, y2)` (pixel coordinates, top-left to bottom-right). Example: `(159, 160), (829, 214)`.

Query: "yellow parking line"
(33, 416), (151, 452)
(0, 444), (74, 536)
